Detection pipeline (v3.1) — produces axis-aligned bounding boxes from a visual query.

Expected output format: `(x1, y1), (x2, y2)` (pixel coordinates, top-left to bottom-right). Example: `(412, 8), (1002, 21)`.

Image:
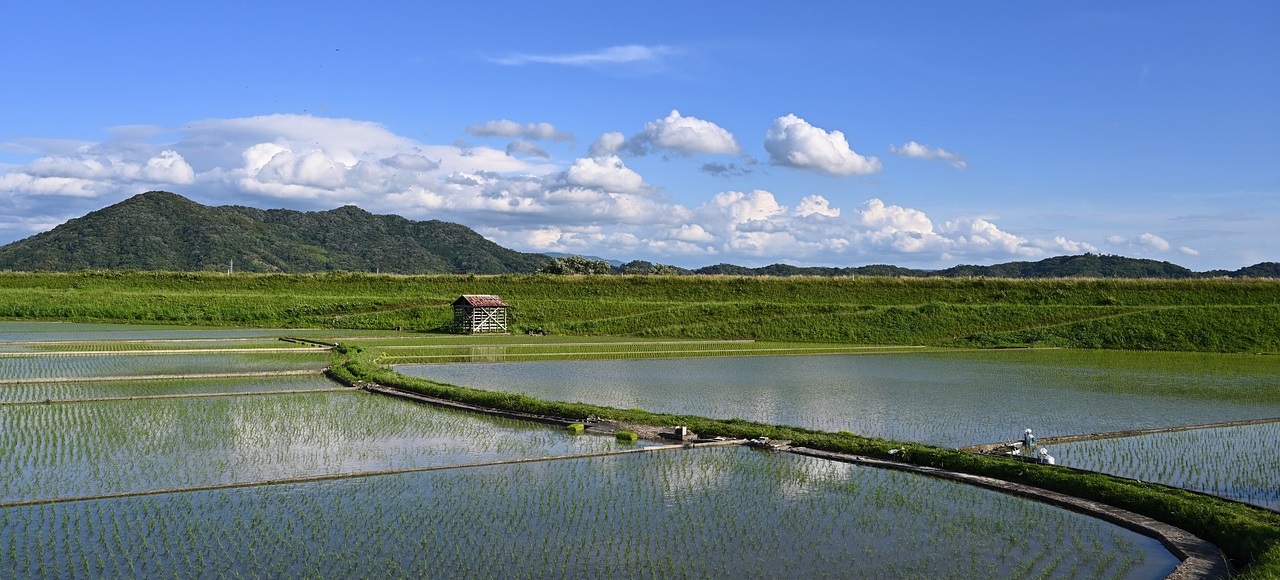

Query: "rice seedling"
(0, 318), (1270, 575)
(0, 448), (1177, 578)
(1053, 421), (1280, 510)
(0, 391), (629, 504)
(0, 374), (341, 404)
(0, 351), (331, 382)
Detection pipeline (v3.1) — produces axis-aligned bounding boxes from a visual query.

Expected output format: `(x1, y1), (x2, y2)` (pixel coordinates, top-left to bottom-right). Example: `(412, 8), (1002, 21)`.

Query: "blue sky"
(2, 1), (1276, 270)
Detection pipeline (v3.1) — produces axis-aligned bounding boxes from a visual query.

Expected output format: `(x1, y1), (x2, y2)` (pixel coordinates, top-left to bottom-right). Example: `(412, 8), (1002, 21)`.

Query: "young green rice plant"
(0, 375), (341, 404)
(1052, 421), (1280, 510)
(0, 351), (331, 382)
(0, 447), (1176, 578)
(0, 391), (627, 504)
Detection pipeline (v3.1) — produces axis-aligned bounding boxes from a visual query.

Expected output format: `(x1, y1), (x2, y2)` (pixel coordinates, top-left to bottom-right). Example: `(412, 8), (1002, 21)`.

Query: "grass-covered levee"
(1, 271), (1276, 353)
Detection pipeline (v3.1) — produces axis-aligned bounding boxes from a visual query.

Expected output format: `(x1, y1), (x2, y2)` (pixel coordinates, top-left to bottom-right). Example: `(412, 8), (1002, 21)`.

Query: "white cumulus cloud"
(1138, 232), (1171, 251)
(563, 155), (644, 193)
(794, 195), (840, 218)
(855, 198), (933, 234)
(667, 223), (715, 243)
(889, 141), (967, 169)
(764, 114), (882, 176)
(704, 190), (787, 225)
(589, 132), (627, 157)
(632, 110), (739, 155)
(0, 113), (1131, 270)
(1046, 236), (1099, 254)
(1104, 232), (1185, 257)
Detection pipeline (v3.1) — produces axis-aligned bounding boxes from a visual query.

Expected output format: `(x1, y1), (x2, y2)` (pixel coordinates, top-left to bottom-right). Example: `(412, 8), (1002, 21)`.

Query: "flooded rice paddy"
(400, 349), (1280, 448)
(0, 448), (1177, 579)
(0, 323), (1216, 577)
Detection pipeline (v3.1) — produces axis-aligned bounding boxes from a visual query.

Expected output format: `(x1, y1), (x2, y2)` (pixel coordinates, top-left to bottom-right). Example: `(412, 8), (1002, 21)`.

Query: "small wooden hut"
(452, 295), (509, 334)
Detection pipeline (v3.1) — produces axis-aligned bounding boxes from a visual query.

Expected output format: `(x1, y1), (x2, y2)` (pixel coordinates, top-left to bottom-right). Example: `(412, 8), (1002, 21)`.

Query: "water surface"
(400, 349), (1280, 447)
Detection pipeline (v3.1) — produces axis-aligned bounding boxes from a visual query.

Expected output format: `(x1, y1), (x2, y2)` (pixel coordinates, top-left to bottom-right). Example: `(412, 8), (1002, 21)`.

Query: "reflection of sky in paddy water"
(0, 391), (633, 503)
(400, 350), (1280, 447)
(0, 447), (1179, 579)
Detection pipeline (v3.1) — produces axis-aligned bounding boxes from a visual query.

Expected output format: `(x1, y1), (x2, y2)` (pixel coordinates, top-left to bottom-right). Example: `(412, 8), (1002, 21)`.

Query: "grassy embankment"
(1, 270), (1277, 352)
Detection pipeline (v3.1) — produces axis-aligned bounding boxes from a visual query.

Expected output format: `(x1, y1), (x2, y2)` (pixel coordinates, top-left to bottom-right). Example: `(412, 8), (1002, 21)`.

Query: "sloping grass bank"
(332, 349), (1280, 577)
(1, 271), (1278, 352)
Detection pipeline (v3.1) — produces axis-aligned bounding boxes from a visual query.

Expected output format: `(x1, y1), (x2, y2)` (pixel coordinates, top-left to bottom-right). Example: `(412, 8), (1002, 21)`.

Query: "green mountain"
(934, 254), (1201, 278)
(0, 191), (1273, 278)
(0, 191), (550, 274)
(693, 254), (1275, 278)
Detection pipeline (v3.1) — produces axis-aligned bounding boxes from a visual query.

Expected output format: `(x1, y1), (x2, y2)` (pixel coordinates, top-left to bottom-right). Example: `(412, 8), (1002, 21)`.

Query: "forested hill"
(694, 254), (1278, 279)
(0, 191), (1274, 277)
(0, 191), (550, 274)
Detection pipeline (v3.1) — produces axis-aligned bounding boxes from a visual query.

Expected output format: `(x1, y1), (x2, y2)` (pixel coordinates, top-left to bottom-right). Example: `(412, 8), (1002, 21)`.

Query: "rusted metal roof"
(453, 294), (509, 308)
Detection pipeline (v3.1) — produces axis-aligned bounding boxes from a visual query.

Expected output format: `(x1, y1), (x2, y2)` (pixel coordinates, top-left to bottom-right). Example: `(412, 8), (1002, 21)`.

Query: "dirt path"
(0, 387), (353, 406)
(0, 347), (329, 357)
(374, 339), (759, 348)
(377, 345), (930, 364)
(960, 416), (1280, 454)
(1, 369), (325, 385)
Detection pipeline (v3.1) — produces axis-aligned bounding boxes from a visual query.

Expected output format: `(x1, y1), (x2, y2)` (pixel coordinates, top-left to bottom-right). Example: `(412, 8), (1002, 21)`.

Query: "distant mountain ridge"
(0, 191), (549, 274)
(0, 191), (1274, 278)
(694, 255), (1279, 279)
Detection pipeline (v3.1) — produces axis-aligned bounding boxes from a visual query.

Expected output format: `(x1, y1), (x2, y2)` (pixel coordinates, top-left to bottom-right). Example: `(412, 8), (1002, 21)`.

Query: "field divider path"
(959, 416), (1280, 454)
(377, 345), (928, 364)
(787, 446), (1230, 580)
(1, 369), (326, 385)
(373, 339), (760, 349)
(0, 347), (330, 357)
(1, 337), (324, 346)
(0, 387), (353, 407)
(0, 439), (741, 510)
(361, 383), (586, 428)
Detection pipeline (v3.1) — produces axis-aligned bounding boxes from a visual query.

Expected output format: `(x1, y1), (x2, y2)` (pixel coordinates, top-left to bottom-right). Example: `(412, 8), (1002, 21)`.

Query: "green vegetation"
(565, 422), (585, 434)
(1, 271), (1277, 352)
(3, 271), (1279, 574)
(700, 253), (1225, 278)
(538, 255), (614, 275)
(615, 431), (638, 444)
(1053, 422), (1280, 510)
(0, 374), (341, 404)
(0, 449), (1173, 578)
(0, 191), (549, 274)
(0, 350), (330, 381)
(0, 191), (1273, 278)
